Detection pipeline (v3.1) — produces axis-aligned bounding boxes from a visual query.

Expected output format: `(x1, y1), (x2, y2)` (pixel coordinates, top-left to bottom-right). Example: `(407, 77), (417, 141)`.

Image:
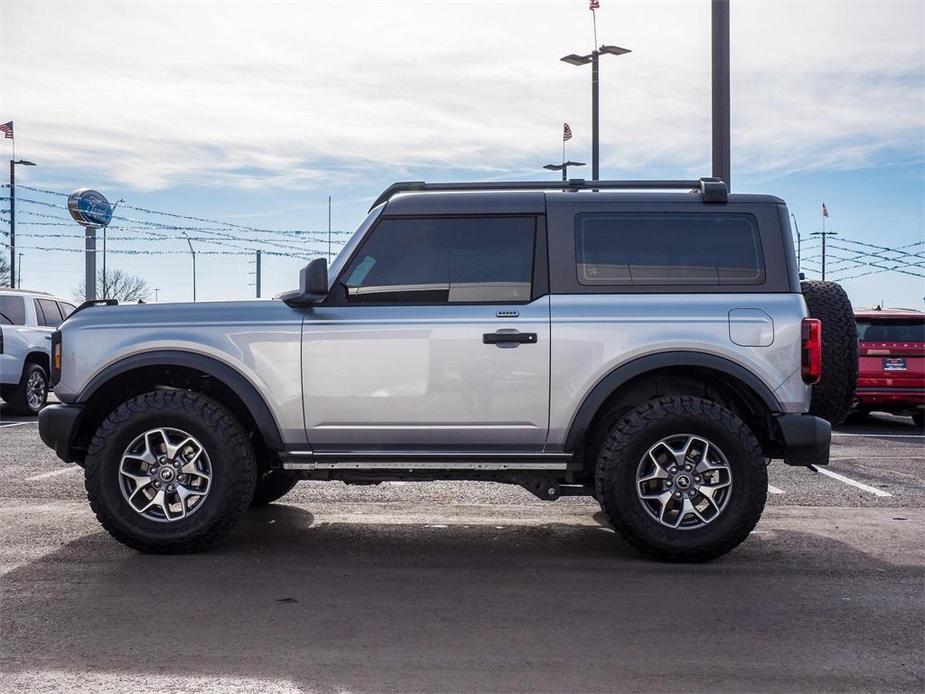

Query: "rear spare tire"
(801, 280), (857, 425)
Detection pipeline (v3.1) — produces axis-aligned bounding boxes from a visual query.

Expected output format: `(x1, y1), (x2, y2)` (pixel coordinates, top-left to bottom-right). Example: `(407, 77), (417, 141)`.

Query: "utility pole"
(183, 232), (197, 302)
(17, 252), (22, 287)
(790, 212), (801, 271)
(255, 250), (262, 298)
(712, 0), (731, 189)
(8, 158), (36, 288)
(811, 230), (837, 281)
(154, 288), (160, 302)
(328, 195), (332, 259)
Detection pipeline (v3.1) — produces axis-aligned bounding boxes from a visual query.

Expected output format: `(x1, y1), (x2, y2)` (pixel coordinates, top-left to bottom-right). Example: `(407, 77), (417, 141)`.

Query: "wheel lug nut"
(669, 466), (678, 474)
(684, 464), (692, 472)
(673, 491), (682, 499)
(665, 480), (672, 487)
(167, 484), (175, 492)
(694, 476), (701, 483)
(689, 489), (697, 497)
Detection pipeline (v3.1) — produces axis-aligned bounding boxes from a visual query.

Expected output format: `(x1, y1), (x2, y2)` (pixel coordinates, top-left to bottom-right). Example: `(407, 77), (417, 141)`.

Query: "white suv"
(0, 289), (77, 416)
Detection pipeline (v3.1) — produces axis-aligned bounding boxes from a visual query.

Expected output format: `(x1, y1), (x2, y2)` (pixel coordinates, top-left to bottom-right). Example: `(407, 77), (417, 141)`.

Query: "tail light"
(801, 318), (822, 385)
(50, 330), (62, 387)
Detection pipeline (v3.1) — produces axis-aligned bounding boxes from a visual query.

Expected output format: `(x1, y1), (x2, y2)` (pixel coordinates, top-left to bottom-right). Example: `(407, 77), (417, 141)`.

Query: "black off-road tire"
(7, 362), (48, 416)
(84, 390), (257, 553)
(801, 280), (858, 425)
(595, 396), (767, 562)
(251, 470), (299, 506)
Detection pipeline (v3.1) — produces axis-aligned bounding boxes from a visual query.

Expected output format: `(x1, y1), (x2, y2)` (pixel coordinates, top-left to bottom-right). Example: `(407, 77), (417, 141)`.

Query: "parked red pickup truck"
(854, 308), (925, 427)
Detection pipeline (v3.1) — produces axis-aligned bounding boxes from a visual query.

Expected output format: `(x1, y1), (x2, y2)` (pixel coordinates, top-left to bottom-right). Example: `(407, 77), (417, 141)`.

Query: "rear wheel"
(6, 362), (48, 416)
(801, 280), (858, 425)
(84, 390), (257, 553)
(595, 396), (767, 562)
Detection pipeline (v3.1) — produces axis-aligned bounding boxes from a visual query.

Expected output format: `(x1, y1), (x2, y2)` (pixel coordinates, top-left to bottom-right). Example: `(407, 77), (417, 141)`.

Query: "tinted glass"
(575, 213), (765, 286)
(338, 217), (535, 304)
(857, 319), (925, 343)
(36, 299), (63, 327)
(59, 302), (76, 318)
(0, 295), (26, 325)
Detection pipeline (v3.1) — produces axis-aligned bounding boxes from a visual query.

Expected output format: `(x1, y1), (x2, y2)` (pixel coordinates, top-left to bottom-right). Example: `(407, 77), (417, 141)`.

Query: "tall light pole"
(8, 159), (36, 288)
(543, 161), (586, 181)
(182, 232), (197, 302)
(712, 0), (731, 188)
(17, 252), (23, 287)
(561, 45), (630, 181)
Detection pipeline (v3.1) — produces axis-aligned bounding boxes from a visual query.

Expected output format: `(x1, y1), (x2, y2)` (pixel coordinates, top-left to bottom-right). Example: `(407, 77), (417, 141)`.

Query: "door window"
(59, 302), (77, 318)
(336, 217), (536, 304)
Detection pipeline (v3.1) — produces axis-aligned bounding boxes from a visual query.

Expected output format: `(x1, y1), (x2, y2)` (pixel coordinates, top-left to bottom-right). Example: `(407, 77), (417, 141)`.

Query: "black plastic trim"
(38, 403), (83, 463)
(775, 414), (831, 466)
(76, 350), (284, 450)
(563, 351), (783, 451)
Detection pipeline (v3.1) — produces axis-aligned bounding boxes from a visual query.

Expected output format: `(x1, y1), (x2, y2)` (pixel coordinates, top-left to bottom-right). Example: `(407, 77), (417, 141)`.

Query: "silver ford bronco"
(37, 178), (857, 561)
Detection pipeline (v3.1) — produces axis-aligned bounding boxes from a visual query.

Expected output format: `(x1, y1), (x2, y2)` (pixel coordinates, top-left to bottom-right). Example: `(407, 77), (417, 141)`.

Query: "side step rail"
(282, 451), (573, 472)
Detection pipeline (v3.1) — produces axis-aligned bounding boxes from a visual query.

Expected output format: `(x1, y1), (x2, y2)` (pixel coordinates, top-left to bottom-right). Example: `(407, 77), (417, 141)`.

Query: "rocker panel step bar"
(281, 451), (573, 472)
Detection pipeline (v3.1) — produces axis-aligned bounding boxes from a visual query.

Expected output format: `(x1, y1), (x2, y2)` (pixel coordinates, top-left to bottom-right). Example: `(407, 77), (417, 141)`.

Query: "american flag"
(0, 121), (12, 139)
(822, 203), (829, 218)
(563, 123), (573, 141)
(590, 0), (600, 10)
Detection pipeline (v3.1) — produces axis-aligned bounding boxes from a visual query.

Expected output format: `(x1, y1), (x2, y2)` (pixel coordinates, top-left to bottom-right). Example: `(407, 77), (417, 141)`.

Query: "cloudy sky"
(1, 0), (923, 305)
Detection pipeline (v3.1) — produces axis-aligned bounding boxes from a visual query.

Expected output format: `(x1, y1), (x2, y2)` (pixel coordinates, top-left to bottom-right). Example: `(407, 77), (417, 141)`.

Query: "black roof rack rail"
(69, 298), (118, 318)
(370, 176), (728, 210)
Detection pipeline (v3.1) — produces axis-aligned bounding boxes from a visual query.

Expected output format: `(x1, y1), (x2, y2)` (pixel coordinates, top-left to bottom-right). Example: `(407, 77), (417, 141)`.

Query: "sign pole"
(85, 226), (97, 301)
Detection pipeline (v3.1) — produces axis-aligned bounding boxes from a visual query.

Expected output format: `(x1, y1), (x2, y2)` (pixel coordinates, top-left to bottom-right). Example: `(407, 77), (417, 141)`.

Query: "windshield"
(327, 203), (385, 285)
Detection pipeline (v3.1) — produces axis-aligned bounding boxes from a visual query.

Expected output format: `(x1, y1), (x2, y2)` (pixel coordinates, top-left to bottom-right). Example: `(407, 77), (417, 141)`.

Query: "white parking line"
(0, 421), (38, 429)
(834, 432), (924, 438)
(814, 467), (893, 497)
(767, 485), (785, 495)
(25, 467), (79, 481)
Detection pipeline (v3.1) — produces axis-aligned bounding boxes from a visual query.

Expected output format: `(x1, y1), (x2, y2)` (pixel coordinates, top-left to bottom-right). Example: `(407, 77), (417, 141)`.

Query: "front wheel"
(84, 390), (257, 553)
(595, 396), (767, 562)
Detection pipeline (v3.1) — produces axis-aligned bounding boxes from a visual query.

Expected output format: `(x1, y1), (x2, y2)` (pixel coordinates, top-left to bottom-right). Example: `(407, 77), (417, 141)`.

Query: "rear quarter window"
(575, 212), (765, 286)
(0, 295), (26, 325)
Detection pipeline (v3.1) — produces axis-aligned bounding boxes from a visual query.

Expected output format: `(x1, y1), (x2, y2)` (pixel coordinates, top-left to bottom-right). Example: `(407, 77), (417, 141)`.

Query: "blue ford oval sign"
(67, 188), (113, 227)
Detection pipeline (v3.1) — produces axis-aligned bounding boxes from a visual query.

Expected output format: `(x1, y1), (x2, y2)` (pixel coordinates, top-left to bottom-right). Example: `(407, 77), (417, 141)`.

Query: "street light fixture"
(8, 159), (36, 288)
(560, 45), (631, 181)
(543, 161), (586, 182)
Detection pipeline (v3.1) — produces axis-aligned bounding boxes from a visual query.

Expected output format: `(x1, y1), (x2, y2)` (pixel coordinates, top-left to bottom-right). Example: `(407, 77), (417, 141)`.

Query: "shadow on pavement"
(2, 503), (923, 693)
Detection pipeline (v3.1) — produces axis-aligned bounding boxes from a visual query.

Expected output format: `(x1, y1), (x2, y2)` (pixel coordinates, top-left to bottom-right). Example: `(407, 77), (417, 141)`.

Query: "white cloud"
(0, 0), (922, 190)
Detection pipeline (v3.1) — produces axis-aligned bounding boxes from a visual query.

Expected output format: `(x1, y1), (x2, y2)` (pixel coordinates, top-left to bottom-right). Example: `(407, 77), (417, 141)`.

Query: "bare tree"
(75, 268), (151, 303)
(0, 254), (9, 287)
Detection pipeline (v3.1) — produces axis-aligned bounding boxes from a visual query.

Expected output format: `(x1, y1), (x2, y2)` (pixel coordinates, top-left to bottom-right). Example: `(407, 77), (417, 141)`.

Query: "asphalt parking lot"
(1, 407), (923, 693)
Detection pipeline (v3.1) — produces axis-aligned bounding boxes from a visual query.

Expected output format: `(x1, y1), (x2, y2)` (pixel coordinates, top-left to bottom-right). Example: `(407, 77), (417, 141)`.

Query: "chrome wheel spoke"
(636, 433), (733, 531)
(119, 427), (212, 524)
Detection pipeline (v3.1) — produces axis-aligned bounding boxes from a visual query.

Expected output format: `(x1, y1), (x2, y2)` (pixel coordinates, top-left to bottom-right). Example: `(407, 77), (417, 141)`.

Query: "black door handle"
(483, 331), (538, 345)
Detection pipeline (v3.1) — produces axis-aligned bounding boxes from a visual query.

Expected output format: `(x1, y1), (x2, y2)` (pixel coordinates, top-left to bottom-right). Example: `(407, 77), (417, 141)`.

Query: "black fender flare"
(563, 351), (782, 452)
(77, 350), (284, 450)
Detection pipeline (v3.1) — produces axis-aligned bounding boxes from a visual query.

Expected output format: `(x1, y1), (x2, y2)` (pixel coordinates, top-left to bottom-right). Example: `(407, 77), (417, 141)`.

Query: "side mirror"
(279, 257), (328, 307)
